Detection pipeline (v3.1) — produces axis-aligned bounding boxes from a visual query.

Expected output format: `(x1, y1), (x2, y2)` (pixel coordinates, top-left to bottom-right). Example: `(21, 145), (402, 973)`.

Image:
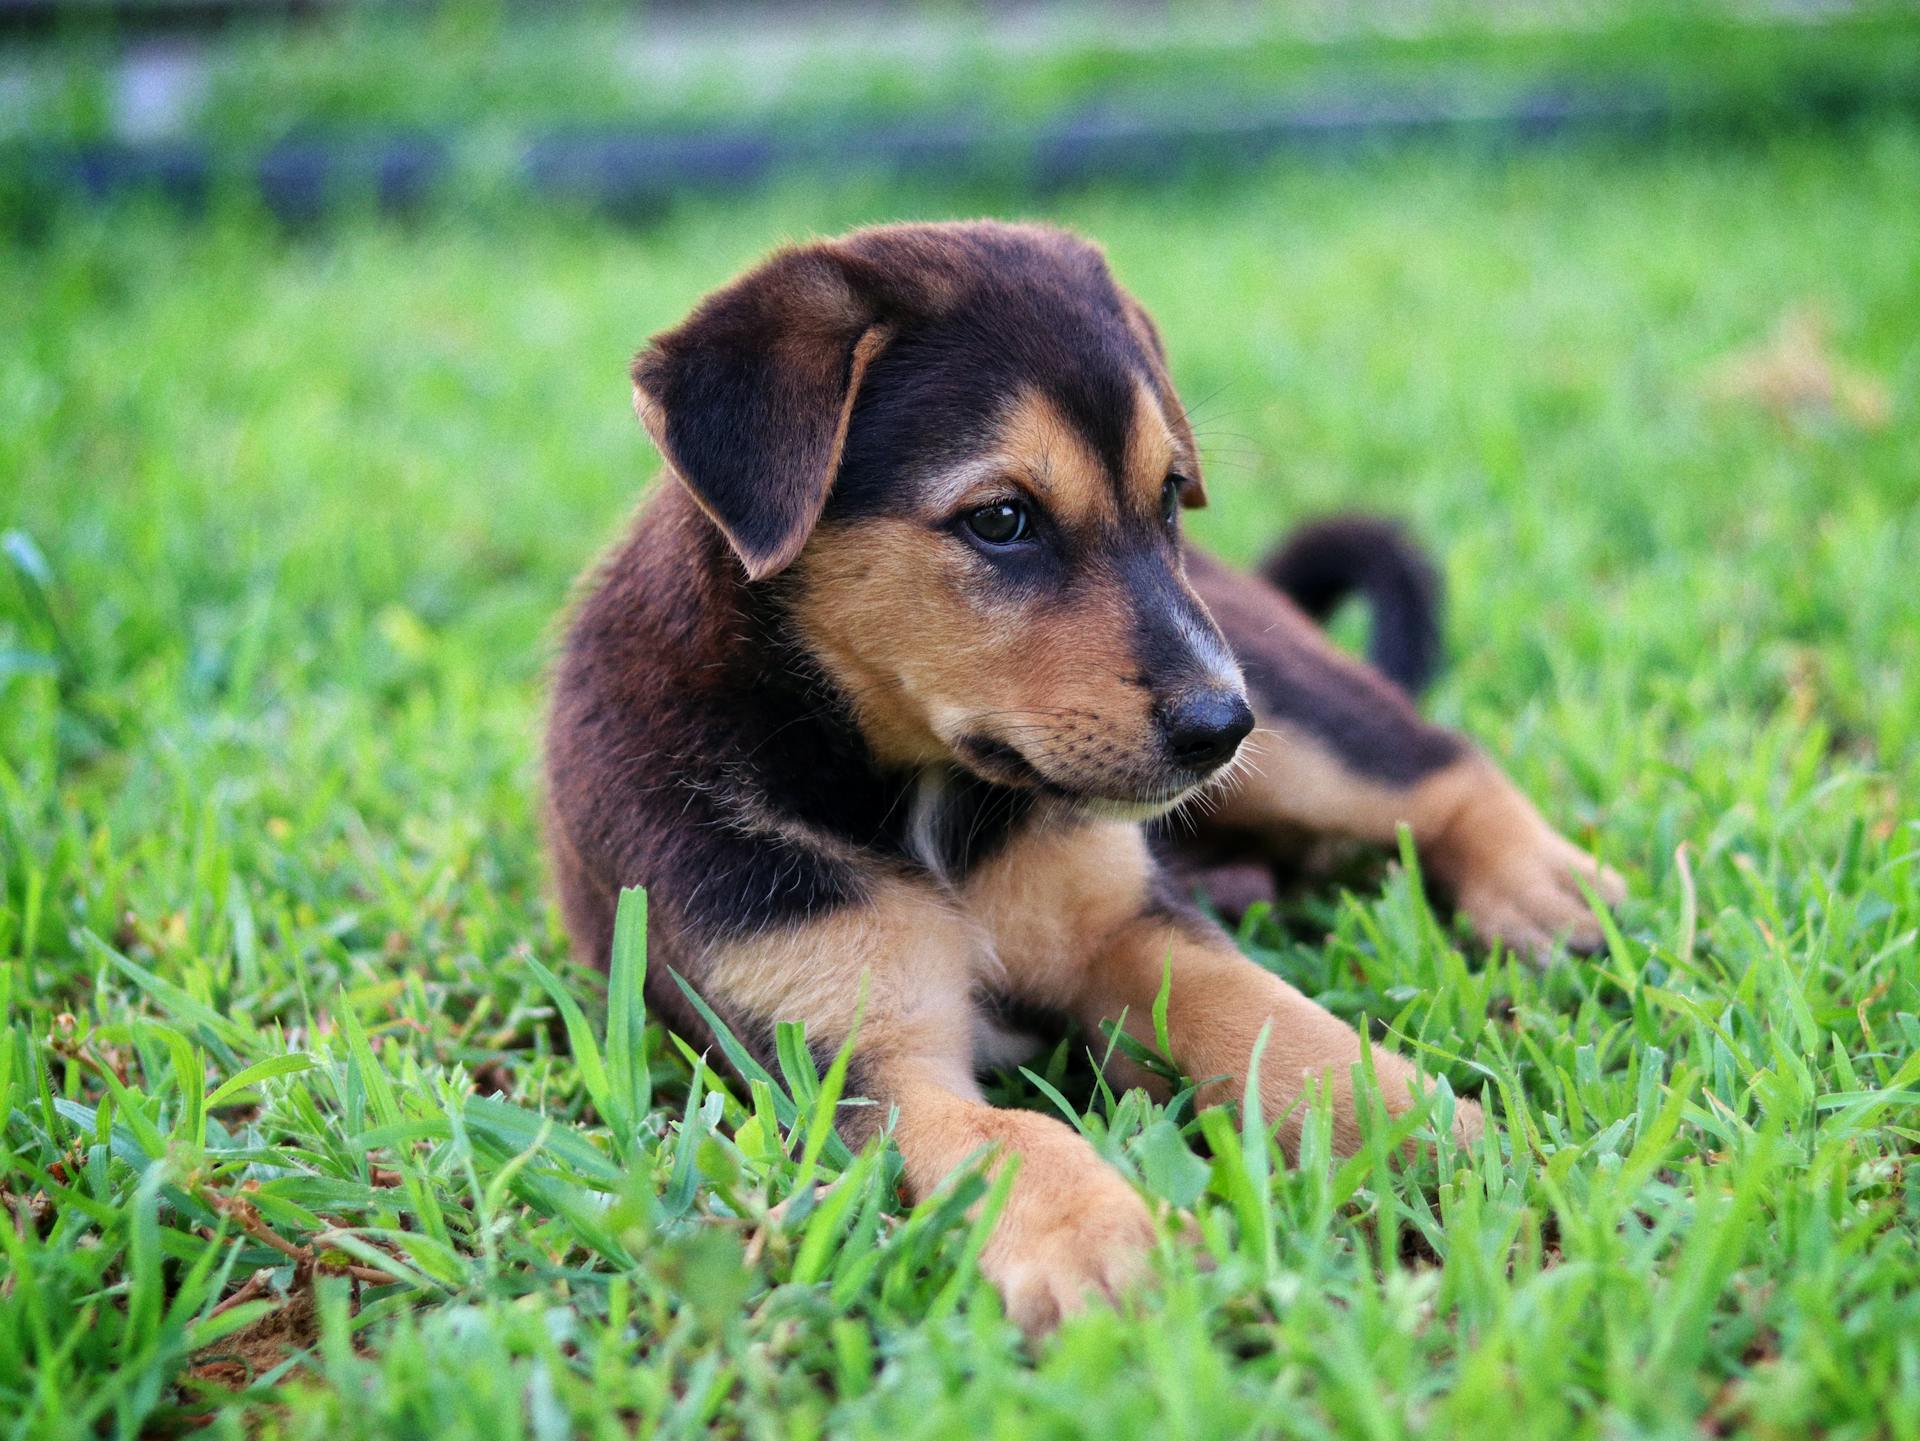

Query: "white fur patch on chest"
(971, 1008), (1049, 1073)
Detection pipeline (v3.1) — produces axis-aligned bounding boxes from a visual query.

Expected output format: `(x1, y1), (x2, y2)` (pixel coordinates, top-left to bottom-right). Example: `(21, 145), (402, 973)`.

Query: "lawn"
(4, 124), (1920, 1439)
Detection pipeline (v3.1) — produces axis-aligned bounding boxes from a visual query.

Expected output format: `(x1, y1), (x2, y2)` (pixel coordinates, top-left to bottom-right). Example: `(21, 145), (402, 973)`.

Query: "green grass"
(4, 125), (1920, 1438)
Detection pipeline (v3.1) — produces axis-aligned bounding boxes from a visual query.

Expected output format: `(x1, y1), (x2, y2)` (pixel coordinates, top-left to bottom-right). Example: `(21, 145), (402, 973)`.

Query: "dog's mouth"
(953, 734), (1048, 785)
(953, 732), (1215, 820)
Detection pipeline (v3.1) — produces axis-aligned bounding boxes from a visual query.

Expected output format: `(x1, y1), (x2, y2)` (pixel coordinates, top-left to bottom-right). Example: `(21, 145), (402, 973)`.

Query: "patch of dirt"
(1704, 306), (1891, 431)
(185, 1285), (320, 1392)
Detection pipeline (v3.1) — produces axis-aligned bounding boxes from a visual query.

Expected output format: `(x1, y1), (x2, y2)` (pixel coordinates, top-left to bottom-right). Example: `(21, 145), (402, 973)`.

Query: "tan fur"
(1414, 759), (1625, 954)
(962, 818), (1158, 1008)
(1184, 543), (1625, 954)
(697, 859), (1160, 1334)
(788, 386), (1193, 795)
(1084, 914), (1483, 1156)
(1116, 295), (1209, 508)
(965, 818), (1482, 1153)
(702, 813), (1474, 1334)
(696, 878), (986, 1077)
(1122, 376), (1183, 511)
(786, 518), (969, 766)
(995, 389), (1120, 526)
(885, 1074), (1157, 1334)
(1214, 731), (1624, 953)
(792, 519), (1166, 794)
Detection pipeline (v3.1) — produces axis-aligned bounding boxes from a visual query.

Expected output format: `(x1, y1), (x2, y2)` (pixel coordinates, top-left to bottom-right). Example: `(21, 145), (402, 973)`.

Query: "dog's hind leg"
(1182, 547), (1623, 957)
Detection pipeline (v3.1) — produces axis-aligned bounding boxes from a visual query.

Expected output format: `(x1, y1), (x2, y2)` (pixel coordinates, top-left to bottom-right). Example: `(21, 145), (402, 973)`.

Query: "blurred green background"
(8, 0), (1920, 209)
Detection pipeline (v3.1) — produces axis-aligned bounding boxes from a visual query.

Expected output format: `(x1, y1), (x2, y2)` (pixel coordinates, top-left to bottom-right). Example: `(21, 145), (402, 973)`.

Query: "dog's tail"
(1259, 515), (1444, 696)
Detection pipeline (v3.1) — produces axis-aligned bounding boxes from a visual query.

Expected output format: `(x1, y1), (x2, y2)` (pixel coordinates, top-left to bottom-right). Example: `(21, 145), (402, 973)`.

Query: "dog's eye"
(1161, 476), (1184, 526)
(965, 500), (1031, 546)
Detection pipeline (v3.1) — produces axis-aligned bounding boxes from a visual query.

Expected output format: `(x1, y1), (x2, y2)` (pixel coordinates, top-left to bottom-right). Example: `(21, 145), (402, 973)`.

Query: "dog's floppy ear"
(632, 247), (890, 581)
(1119, 292), (1208, 510)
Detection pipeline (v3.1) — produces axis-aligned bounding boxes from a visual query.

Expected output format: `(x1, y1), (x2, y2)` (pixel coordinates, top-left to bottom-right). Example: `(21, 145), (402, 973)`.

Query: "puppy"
(544, 220), (1623, 1333)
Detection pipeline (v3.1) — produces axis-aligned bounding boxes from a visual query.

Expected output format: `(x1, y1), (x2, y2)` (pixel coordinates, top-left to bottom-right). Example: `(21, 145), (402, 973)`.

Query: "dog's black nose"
(1162, 690), (1255, 770)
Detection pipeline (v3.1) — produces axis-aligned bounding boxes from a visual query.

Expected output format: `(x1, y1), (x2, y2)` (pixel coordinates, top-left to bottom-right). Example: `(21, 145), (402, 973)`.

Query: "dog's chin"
(1060, 791), (1194, 823)
(951, 734), (1204, 821)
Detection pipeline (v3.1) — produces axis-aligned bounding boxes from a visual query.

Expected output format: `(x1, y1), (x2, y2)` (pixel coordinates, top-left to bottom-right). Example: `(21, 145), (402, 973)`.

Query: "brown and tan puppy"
(544, 220), (1623, 1333)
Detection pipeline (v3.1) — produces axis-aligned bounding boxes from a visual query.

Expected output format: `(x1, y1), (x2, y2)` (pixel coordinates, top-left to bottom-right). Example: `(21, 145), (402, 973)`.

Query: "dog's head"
(633, 221), (1251, 817)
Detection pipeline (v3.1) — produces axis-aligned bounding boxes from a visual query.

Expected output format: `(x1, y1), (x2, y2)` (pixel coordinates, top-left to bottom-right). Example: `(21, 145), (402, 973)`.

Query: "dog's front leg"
(975, 822), (1480, 1161)
(698, 880), (1155, 1335)
(1076, 907), (1485, 1158)
(880, 1054), (1158, 1333)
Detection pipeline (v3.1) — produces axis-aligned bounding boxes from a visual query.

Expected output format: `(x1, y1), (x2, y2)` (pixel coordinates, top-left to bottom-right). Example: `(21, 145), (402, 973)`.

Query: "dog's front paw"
(1429, 770), (1625, 960)
(979, 1156), (1157, 1336)
(1441, 1091), (1488, 1148)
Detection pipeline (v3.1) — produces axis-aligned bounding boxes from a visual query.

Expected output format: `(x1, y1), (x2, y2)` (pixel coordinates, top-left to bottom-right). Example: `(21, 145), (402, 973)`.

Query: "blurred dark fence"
(0, 0), (332, 38)
(8, 1), (1920, 220)
(20, 80), (1910, 223)
(5, 0), (932, 39)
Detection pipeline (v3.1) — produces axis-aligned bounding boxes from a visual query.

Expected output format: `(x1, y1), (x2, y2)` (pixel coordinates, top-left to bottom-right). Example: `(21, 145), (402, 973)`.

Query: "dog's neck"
(736, 579), (1040, 883)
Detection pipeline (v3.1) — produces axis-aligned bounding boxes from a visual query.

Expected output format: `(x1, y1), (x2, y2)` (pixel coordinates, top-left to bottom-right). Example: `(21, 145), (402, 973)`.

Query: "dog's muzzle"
(1158, 687), (1255, 774)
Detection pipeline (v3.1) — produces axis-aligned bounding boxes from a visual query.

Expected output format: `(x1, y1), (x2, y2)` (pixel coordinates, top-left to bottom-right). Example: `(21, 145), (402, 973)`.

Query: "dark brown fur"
(544, 220), (1623, 1332)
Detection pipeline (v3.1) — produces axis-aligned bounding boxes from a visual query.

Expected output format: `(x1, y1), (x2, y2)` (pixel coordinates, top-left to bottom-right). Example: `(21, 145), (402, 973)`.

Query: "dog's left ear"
(1119, 292), (1208, 510)
(632, 247), (889, 581)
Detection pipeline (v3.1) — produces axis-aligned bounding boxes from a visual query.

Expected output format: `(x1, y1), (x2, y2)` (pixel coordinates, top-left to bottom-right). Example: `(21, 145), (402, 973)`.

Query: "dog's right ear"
(631, 248), (888, 582)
